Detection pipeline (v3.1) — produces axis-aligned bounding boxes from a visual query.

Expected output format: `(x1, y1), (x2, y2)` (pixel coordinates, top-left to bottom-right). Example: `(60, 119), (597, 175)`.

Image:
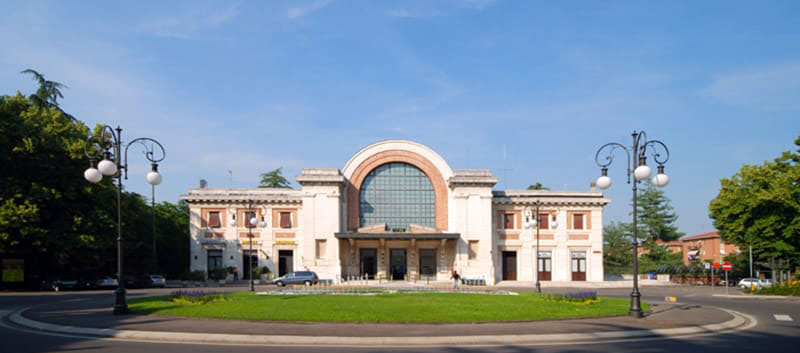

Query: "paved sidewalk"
(7, 289), (754, 346)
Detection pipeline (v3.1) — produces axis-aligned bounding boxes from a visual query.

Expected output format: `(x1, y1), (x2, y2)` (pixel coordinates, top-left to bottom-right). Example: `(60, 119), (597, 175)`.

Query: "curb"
(8, 307), (755, 346)
(712, 294), (794, 300)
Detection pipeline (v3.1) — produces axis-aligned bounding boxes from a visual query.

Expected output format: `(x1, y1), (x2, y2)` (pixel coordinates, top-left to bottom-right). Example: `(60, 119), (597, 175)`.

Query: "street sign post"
(722, 262), (732, 294)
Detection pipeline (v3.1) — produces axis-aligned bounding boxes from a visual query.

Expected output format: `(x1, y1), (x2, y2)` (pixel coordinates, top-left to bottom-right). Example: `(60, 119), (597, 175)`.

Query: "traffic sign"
(713, 263), (721, 269)
(722, 262), (732, 271)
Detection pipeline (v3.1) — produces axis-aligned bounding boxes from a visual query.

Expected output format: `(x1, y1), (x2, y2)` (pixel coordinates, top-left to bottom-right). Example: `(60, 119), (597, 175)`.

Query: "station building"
(182, 140), (609, 284)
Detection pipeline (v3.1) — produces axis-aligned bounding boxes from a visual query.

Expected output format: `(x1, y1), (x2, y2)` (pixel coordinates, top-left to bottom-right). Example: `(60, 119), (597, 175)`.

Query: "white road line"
(774, 314), (793, 321)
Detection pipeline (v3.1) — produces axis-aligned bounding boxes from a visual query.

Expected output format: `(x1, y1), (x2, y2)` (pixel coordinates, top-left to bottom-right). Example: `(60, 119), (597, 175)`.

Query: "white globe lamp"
(634, 164), (651, 181)
(84, 167), (103, 183)
(596, 167), (612, 189)
(98, 157), (117, 176)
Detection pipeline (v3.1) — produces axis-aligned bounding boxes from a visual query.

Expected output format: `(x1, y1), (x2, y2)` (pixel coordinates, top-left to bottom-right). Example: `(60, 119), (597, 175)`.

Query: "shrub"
(756, 280), (800, 296)
(171, 290), (229, 304)
(209, 269), (227, 280)
(541, 291), (599, 304)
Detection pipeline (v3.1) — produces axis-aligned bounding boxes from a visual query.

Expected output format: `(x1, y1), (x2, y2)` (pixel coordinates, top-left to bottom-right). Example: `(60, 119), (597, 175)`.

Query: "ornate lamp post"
(232, 199), (267, 291)
(83, 125), (165, 315)
(594, 130), (669, 318)
(524, 200), (558, 293)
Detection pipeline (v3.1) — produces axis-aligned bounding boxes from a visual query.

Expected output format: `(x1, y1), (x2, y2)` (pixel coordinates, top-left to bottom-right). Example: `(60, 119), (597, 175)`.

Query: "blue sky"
(1, 0), (798, 235)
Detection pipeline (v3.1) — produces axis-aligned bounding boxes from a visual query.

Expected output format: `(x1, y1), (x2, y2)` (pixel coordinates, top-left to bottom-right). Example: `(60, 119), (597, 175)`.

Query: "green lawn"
(129, 292), (646, 323)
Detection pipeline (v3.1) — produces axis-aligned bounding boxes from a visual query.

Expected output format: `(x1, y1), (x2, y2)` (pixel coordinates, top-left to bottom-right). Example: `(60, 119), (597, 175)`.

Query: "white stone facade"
(182, 140), (609, 284)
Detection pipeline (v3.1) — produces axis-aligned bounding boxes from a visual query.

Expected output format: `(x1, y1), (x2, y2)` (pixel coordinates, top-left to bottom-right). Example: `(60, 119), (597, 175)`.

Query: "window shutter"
(573, 214), (583, 230)
(504, 214), (514, 229)
(538, 214), (548, 229)
(280, 212), (292, 228)
(208, 212), (220, 228)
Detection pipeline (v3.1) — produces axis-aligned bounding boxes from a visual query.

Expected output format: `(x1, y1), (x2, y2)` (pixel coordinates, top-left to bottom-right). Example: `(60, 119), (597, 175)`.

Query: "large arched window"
(359, 162), (435, 231)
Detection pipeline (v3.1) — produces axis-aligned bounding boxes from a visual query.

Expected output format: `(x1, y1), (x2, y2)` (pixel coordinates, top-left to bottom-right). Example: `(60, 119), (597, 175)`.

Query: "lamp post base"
(113, 288), (128, 315)
(629, 290), (644, 318)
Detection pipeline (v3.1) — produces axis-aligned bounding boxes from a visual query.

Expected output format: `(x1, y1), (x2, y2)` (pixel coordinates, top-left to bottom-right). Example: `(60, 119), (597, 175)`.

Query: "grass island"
(128, 289), (646, 323)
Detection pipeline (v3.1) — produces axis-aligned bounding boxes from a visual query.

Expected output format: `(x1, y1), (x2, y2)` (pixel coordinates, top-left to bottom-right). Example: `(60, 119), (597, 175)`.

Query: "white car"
(95, 276), (118, 289)
(737, 278), (770, 289)
(149, 274), (166, 288)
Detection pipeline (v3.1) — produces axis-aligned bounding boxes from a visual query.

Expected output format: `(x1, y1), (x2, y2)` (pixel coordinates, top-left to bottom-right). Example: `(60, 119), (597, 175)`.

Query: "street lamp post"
(525, 200), (558, 293)
(594, 130), (669, 318)
(83, 125), (165, 315)
(235, 199), (267, 291)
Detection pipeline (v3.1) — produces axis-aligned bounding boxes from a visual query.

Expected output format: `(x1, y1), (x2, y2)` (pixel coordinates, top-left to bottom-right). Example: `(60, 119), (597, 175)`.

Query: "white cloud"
(454, 0), (496, 10)
(386, 9), (443, 19)
(140, 3), (240, 39)
(703, 63), (800, 112)
(287, 0), (332, 20)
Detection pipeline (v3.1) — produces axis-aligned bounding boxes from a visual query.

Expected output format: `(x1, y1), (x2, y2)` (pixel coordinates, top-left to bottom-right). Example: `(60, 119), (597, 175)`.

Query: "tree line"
(0, 70), (189, 289)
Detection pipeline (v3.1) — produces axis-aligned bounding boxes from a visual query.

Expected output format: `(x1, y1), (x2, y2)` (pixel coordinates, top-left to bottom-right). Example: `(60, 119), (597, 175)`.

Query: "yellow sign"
(2, 259), (24, 282)
(275, 240), (296, 245)
(240, 239), (260, 246)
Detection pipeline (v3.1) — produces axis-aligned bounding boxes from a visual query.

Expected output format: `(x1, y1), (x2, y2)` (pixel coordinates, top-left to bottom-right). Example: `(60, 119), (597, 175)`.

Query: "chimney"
(590, 181), (596, 192)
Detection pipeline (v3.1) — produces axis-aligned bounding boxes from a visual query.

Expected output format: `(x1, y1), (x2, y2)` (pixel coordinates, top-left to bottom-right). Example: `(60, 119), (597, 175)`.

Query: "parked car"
(272, 271), (319, 287)
(41, 278), (91, 291)
(148, 274), (166, 288)
(95, 276), (119, 289)
(738, 278), (770, 289)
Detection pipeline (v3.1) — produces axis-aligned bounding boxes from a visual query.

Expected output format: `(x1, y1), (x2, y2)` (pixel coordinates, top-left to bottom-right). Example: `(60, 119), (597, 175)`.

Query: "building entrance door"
(278, 250), (293, 276)
(242, 250), (257, 280)
(390, 249), (407, 280)
(360, 248), (377, 279)
(538, 251), (552, 281)
(502, 251), (517, 281)
(419, 249), (436, 280)
(571, 252), (586, 281)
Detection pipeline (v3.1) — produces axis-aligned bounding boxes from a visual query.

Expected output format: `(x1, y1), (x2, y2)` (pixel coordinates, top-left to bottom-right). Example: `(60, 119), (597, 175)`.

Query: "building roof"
(680, 231), (720, 241)
(335, 232), (461, 240)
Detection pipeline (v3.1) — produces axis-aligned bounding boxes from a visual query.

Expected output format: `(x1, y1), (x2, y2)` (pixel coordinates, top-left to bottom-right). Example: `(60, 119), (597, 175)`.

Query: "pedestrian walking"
(233, 267), (239, 281)
(451, 270), (461, 289)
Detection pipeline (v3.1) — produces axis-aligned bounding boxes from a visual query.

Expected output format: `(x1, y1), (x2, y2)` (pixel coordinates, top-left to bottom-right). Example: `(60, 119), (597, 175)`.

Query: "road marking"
(774, 314), (793, 321)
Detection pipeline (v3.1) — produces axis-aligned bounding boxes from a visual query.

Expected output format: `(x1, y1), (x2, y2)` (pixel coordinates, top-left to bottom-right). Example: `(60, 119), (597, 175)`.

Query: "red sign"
(712, 263), (721, 269)
(722, 262), (732, 271)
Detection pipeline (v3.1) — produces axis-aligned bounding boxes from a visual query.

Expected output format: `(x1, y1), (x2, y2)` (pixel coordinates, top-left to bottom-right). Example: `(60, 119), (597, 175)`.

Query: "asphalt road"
(1, 285), (798, 353)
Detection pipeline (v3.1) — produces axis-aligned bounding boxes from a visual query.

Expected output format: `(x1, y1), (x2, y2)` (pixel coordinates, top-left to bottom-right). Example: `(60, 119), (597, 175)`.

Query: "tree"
(259, 167), (291, 188)
(603, 222), (633, 275)
(709, 136), (800, 271)
(0, 76), (190, 288)
(20, 69), (67, 109)
(527, 182), (549, 190)
(634, 184), (684, 242)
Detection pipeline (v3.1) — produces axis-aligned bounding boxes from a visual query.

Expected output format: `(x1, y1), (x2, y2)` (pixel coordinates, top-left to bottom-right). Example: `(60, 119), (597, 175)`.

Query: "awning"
(335, 232), (460, 240)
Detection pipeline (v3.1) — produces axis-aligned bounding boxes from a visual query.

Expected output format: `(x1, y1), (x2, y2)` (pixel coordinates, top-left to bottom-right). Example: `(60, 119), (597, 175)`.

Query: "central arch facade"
(344, 142), (451, 231)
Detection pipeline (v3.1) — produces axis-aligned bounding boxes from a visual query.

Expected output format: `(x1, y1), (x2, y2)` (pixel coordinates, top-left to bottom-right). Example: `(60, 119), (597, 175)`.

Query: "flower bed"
(170, 290), (230, 304)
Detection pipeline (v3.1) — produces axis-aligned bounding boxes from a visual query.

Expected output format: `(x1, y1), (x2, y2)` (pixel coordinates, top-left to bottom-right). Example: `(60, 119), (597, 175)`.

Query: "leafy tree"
(20, 69), (67, 109)
(603, 222), (632, 275)
(634, 184), (684, 242)
(0, 76), (190, 288)
(259, 167), (291, 188)
(527, 182), (549, 190)
(709, 136), (800, 270)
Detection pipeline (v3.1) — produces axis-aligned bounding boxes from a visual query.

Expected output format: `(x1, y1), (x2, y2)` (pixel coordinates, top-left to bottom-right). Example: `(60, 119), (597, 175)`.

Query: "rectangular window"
(280, 212), (292, 228)
(315, 239), (326, 259)
(208, 212), (221, 228)
(468, 240), (479, 260)
(503, 213), (515, 229)
(573, 214), (584, 230)
(537, 214), (549, 229)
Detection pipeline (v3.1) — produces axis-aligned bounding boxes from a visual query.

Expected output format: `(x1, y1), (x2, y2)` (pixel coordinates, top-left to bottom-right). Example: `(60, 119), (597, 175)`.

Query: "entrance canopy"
(335, 232), (460, 240)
